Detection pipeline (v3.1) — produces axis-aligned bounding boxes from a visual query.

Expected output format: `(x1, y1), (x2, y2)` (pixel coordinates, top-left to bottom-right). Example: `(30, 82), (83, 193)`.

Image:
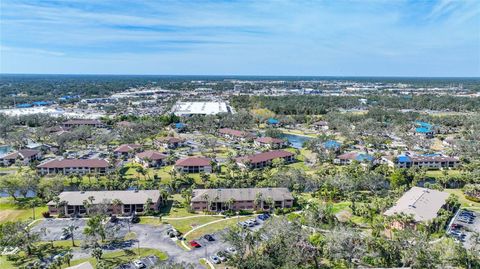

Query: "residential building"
(47, 190), (162, 217)
(135, 150), (168, 168)
(334, 152), (375, 165)
(254, 137), (286, 149)
(113, 144), (142, 158)
(155, 137), (185, 149)
(62, 119), (104, 128)
(0, 149), (42, 166)
(384, 187), (449, 229)
(190, 188), (294, 212)
(414, 121), (434, 138)
(218, 128), (255, 141)
(323, 140), (342, 152)
(382, 154), (459, 169)
(175, 157), (212, 173)
(37, 159), (110, 175)
(236, 150), (294, 169)
(312, 121), (329, 131)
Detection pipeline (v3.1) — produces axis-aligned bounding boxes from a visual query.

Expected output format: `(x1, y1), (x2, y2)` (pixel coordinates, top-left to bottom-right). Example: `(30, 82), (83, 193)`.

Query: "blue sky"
(1, 0), (479, 76)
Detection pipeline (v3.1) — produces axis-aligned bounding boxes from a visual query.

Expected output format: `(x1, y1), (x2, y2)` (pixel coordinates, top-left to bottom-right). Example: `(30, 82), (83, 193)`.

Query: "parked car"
(60, 234), (70, 240)
(237, 222), (248, 228)
(133, 260), (146, 269)
(204, 234), (215, 241)
(110, 215), (118, 223)
(131, 215), (140, 224)
(210, 255), (221, 264)
(167, 228), (180, 238)
(226, 247), (237, 254)
(217, 251), (228, 262)
(189, 240), (201, 248)
(258, 214), (270, 221)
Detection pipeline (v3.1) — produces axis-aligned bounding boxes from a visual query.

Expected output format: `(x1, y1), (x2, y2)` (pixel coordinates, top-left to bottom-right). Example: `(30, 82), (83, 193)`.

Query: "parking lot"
(31, 215), (271, 268)
(447, 209), (480, 248)
(33, 218), (130, 242)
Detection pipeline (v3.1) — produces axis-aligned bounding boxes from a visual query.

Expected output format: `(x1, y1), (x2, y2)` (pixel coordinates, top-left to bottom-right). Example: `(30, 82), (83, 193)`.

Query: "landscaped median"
(181, 215), (252, 250)
(68, 248), (167, 268)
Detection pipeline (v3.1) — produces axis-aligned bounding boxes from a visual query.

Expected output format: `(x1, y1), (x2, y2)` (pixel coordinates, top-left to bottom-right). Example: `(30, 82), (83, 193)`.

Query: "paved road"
(33, 218), (234, 268)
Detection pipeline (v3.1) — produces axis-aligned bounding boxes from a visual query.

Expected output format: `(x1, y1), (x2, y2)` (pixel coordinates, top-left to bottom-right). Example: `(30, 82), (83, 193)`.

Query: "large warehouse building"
(172, 101), (234, 116)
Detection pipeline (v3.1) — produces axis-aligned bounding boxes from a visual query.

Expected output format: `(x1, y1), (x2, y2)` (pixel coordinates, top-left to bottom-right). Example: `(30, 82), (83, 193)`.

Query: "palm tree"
(62, 224), (79, 246)
(63, 251), (73, 267)
(254, 192), (263, 210)
(112, 199), (123, 215)
(201, 193), (210, 212)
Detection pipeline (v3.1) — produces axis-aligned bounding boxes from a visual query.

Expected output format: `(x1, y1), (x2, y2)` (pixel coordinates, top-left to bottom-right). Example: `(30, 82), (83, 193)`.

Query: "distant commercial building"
(174, 157), (212, 173)
(384, 187), (449, 228)
(190, 188), (294, 212)
(37, 159), (110, 175)
(236, 150), (294, 169)
(48, 190), (162, 217)
(172, 101), (233, 116)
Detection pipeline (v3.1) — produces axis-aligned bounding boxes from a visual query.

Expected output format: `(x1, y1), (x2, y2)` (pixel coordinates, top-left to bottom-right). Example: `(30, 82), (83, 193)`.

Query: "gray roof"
(384, 187), (449, 222)
(48, 190), (160, 206)
(191, 188), (293, 202)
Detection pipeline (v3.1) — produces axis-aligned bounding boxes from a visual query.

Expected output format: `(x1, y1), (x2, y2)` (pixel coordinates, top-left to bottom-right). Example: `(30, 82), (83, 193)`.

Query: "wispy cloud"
(0, 0), (478, 76)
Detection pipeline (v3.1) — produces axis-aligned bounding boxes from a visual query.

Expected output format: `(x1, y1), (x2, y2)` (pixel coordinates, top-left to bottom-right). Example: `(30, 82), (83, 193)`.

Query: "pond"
(281, 133), (312, 149)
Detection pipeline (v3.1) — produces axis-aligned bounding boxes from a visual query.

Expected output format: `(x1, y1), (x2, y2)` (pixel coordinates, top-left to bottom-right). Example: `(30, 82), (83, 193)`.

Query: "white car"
(133, 260), (146, 269)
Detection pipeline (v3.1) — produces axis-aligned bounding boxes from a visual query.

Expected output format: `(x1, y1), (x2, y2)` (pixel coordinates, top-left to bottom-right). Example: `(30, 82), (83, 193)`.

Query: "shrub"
(42, 211), (51, 218)
(238, 210), (254, 215)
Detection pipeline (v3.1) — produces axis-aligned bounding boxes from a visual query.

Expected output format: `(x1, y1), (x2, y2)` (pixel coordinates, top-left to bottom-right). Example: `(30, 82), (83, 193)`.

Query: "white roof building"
(172, 101), (233, 116)
(384, 187), (450, 222)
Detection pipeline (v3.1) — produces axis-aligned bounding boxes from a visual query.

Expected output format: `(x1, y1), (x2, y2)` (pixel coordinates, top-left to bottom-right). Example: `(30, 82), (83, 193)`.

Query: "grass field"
(425, 170), (461, 178)
(444, 188), (480, 212)
(185, 216), (250, 241)
(68, 248), (168, 268)
(0, 197), (48, 224)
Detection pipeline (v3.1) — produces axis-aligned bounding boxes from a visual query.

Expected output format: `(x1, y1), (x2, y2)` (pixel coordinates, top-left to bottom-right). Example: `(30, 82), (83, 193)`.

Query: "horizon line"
(1, 73), (479, 79)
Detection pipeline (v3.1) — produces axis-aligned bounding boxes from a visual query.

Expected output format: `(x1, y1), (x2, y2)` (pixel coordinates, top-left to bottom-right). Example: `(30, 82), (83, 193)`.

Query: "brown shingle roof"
(136, 150), (167, 160)
(1, 149), (40, 160)
(255, 137), (284, 144)
(175, 157), (211, 167)
(236, 150), (293, 164)
(114, 144), (142, 153)
(38, 159), (109, 168)
(218, 128), (254, 138)
(47, 190), (160, 206)
(191, 188), (293, 202)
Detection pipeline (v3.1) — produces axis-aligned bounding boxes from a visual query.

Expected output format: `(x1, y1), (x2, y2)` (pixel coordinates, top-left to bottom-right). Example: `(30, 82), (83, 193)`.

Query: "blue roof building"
(415, 121), (432, 129)
(267, 118), (279, 125)
(175, 123), (186, 129)
(324, 140), (341, 150)
(356, 154), (375, 162)
(415, 127), (432, 134)
(32, 101), (53, 106)
(16, 103), (33, 108)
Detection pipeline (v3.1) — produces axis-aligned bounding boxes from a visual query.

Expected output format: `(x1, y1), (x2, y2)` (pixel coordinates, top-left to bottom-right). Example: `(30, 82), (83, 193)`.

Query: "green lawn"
(68, 248), (167, 268)
(444, 188), (480, 212)
(166, 216), (225, 234)
(185, 216), (250, 241)
(0, 197), (48, 224)
(425, 170), (461, 178)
